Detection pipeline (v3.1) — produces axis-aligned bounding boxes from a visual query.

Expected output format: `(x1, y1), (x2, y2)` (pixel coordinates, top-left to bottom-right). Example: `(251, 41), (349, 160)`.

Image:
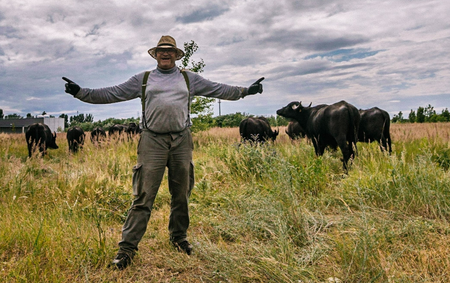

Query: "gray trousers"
(118, 128), (194, 254)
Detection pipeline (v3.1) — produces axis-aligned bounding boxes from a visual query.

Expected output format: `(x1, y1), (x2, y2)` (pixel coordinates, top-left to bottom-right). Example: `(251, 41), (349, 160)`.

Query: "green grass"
(1, 126), (450, 282)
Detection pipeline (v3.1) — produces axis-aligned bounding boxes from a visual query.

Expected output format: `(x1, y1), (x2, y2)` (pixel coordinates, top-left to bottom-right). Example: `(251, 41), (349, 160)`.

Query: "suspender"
(141, 71), (151, 125)
(141, 69), (190, 131)
(181, 69), (191, 113)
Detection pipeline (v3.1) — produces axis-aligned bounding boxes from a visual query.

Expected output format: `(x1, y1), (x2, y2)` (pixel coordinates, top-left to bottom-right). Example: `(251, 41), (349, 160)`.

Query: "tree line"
(63, 112), (288, 133)
(2, 103), (449, 133)
(392, 104), (450, 123)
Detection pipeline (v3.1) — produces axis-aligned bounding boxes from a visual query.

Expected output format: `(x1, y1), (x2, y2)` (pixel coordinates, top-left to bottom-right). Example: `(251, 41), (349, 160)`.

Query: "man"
(63, 35), (264, 270)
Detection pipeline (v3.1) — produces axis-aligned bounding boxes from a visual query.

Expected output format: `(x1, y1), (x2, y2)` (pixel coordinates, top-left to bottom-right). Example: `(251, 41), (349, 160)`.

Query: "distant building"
(0, 117), (65, 134)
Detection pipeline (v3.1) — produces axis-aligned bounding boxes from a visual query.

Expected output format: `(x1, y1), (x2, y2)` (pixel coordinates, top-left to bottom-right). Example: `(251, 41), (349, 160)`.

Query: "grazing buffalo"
(285, 121), (305, 140)
(239, 116), (279, 143)
(358, 107), (392, 153)
(91, 127), (107, 144)
(67, 126), (85, 153)
(25, 123), (59, 157)
(109, 124), (128, 138)
(277, 100), (360, 171)
(126, 122), (141, 139)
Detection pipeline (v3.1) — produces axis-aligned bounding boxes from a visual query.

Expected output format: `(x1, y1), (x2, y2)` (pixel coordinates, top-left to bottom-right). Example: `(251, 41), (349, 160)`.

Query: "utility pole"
(218, 99), (221, 116)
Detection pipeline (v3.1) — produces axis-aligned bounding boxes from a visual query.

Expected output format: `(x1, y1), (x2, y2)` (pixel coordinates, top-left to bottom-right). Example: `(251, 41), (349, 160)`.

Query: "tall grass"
(1, 123), (450, 282)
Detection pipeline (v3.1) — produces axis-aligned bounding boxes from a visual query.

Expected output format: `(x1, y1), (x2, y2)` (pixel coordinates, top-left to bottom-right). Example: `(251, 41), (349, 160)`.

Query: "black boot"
(173, 240), (193, 255)
(109, 252), (134, 270)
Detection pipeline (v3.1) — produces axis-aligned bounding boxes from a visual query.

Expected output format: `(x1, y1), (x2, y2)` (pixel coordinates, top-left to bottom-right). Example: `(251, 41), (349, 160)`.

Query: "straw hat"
(148, 35), (185, 60)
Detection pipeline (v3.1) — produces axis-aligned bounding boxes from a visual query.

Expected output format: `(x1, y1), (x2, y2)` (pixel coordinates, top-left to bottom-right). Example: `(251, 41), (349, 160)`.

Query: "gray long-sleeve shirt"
(74, 66), (248, 133)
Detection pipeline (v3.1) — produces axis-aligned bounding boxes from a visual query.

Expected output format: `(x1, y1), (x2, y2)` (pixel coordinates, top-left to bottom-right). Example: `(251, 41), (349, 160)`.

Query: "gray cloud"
(176, 4), (229, 23)
(305, 48), (383, 62)
(254, 28), (370, 54)
(0, 0), (449, 121)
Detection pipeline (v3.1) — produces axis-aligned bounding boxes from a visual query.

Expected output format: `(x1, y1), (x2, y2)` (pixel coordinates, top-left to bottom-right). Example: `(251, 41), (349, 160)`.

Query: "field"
(1, 123), (450, 282)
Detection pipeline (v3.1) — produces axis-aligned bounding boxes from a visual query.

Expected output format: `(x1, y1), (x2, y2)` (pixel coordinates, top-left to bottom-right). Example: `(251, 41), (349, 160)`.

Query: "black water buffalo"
(25, 123), (59, 157)
(67, 126), (85, 153)
(126, 122), (141, 138)
(91, 127), (107, 144)
(239, 117), (279, 143)
(358, 107), (392, 153)
(285, 121), (305, 140)
(277, 100), (360, 171)
(109, 124), (128, 138)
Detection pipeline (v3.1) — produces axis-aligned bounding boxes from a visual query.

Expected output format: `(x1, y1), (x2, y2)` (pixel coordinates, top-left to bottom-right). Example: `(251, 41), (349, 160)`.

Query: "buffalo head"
(277, 101), (312, 119)
(271, 129), (279, 141)
(50, 132), (59, 149)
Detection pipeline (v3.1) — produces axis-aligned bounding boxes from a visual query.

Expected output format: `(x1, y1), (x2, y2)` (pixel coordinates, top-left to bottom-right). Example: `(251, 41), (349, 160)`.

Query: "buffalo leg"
(312, 138), (324, 156)
(27, 142), (33, 157)
(336, 138), (352, 172)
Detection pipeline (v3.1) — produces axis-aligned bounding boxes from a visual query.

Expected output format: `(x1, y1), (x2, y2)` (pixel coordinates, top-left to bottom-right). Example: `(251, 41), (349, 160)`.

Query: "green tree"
(6, 113), (21, 119)
(392, 111), (405, 123)
(69, 113), (94, 127)
(191, 114), (216, 132)
(59, 114), (69, 129)
(408, 109), (416, 123)
(190, 95), (213, 115)
(26, 113), (32, 118)
(178, 40), (215, 132)
(178, 40), (214, 116)
(180, 40), (205, 73)
(276, 115), (289, 126)
(215, 112), (251, 128)
(267, 115), (289, 127)
(429, 114), (438, 122)
(441, 108), (450, 122)
(416, 107), (425, 123)
(424, 104), (436, 122)
(0, 109), (3, 119)
(85, 113), (94, 123)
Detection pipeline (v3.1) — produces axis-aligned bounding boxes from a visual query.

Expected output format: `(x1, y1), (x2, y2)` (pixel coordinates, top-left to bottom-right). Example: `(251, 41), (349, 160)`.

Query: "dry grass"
(1, 123), (450, 282)
(391, 122), (450, 143)
(198, 122), (450, 145)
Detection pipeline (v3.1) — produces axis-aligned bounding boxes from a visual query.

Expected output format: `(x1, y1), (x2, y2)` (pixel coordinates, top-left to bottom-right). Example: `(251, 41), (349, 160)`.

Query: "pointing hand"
(62, 77), (80, 96)
(247, 77), (264, 95)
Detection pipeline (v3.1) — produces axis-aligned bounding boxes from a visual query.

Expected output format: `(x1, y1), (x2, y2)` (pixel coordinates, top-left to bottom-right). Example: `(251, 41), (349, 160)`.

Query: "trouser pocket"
(132, 163), (143, 196)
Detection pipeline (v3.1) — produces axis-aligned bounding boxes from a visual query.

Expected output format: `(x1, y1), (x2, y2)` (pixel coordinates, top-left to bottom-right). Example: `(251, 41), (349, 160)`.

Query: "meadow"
(1, 123), (450, 282)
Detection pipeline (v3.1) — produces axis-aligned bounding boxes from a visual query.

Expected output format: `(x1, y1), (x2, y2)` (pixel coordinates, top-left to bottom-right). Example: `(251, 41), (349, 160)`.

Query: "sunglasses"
(156, 48), (176, 55)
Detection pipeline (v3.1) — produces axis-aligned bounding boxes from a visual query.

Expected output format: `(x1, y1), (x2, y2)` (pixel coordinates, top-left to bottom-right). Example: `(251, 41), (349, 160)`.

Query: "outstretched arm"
(61, 73), (143, 104)
(188, 72), (265, 100)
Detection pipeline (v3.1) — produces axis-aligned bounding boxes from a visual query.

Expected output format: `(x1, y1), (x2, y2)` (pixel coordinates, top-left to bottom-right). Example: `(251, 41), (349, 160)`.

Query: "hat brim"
(148, 46), (185, 60)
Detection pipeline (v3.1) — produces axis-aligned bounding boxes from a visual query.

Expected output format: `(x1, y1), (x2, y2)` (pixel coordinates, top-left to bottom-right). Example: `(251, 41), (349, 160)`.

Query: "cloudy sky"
(1, 0), (449, 121)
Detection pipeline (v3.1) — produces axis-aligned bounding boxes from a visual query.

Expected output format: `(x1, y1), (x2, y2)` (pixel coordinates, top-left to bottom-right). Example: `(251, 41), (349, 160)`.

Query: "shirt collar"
(157, 66), (178, 74)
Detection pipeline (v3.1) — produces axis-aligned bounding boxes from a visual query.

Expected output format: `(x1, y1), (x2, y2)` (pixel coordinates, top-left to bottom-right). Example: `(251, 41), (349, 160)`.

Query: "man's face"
(156, 48), (176, 69)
